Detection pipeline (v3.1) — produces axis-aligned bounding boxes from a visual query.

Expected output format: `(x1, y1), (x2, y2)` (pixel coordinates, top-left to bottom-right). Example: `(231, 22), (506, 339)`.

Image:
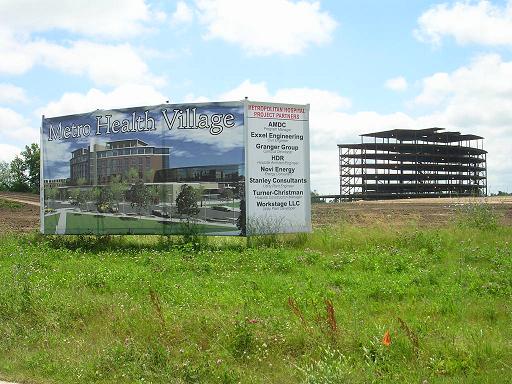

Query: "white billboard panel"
(245, 101), (311, 235)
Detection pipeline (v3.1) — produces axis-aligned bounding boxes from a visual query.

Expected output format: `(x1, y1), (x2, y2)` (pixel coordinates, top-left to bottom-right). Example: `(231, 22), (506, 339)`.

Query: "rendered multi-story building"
(153, 164), (244, 184)
(43, 178), (68, 188)
(70, 139), (170, 185)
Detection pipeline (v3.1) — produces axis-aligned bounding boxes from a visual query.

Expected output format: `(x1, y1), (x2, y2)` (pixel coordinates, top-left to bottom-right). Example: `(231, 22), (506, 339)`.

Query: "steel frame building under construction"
(338, 128), (487, 200)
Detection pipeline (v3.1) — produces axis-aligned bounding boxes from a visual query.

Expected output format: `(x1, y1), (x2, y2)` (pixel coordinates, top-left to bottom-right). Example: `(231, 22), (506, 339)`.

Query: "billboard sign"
(41, 100), (310, 236)
(245, 102), (310, 235)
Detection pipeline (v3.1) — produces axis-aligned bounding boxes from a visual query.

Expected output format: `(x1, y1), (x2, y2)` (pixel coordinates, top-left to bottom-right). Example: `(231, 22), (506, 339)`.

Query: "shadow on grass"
(24, 231), (250, 254)
(22, 231), (315, 254)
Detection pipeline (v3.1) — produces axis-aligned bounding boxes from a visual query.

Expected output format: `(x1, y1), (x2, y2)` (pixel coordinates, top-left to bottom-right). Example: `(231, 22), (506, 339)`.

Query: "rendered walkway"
(55, 210), (67, 234)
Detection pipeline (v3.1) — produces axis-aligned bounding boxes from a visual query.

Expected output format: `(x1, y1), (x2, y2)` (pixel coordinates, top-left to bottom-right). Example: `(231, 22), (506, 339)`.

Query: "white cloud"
(385, 76), (408, 92)
(0, 84), (27, 104)
(195, 0), (337, 55)
(414, 72), (452, 105)
(0, 143), (22, 162)
(218, 79), (351, 111)
(415, 0), (512, 46)
(0, 0), (156, 39)
(0, 30), (36, 75)
(39, 40), (166, 87)
(409, 54), (512, 192)
(0, 1), (165, 86)
(0, 107), (38, 143)
(0, 33), (165, 87)
(38, 84), (168, 117)
(415, 54), (512, 115)
(171, 1), (194, 25)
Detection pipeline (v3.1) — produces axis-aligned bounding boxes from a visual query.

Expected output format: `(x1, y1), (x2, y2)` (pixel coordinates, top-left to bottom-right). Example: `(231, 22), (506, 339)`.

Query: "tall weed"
(456, 203), (500, 231)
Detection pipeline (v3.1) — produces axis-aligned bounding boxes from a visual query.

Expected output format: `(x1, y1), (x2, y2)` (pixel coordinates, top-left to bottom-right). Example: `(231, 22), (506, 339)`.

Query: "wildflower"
(382, 330), (391, 346)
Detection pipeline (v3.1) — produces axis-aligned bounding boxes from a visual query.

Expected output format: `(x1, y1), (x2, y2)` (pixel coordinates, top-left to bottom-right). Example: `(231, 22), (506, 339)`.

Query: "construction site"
(338, 128), (487, 200)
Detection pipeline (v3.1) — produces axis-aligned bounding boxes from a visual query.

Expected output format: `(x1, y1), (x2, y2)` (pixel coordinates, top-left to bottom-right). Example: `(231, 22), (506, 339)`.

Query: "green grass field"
(44, 212), (236, 235)
(1, 208), (511, 383)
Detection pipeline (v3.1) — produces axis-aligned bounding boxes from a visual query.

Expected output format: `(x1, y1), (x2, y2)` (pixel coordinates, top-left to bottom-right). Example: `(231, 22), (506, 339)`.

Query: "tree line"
(0, 143), (40, 193)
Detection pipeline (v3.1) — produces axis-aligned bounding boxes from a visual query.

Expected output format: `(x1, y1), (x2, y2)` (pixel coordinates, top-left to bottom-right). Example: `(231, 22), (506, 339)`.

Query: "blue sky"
(1, 0), (512, 194)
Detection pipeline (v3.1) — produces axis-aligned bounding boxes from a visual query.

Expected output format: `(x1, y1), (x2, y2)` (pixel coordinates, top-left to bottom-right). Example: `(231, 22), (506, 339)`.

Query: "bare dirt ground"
(0, 192), (40, 233)
(0, 192), (511, 233)
(313, 196), (512, 228)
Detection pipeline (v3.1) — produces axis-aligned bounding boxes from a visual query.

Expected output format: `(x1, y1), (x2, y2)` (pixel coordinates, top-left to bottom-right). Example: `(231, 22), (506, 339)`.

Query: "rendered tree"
(144, 169), (155, 183)
(148, 185), (160, 205)
(195, 185), (206, 207)
(126, 167), (140, 184)
(45, 186), (59, 209)
(157, 184), (171, 217)
(110, 175), (128, 213)
(69, 188), (80, 205)
(176, 184), (200, 218)
(77, 177), (87, 187)
(94, 186), (114, 213)
(77, 188), (89, 210)
(129, 180), (151, 216)
(220, 188), (234, 202)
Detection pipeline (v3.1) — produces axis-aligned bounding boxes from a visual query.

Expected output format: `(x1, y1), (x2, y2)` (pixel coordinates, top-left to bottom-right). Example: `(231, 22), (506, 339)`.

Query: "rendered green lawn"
(44, 212), (234, 235)
(43, 213), (59, 232)
(0, 220), (511, 383)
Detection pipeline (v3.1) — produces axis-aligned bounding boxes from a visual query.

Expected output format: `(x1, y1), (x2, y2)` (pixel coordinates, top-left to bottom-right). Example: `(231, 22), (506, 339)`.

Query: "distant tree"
(311, 190), (326, 204)
(176, 184), (200, 217)
(0, 161), (12, 191)
(0, 143), (40, 193)
(129, 180), (151, 216)
(9, 156), (29, 192)
(20, 143), (40, 193)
